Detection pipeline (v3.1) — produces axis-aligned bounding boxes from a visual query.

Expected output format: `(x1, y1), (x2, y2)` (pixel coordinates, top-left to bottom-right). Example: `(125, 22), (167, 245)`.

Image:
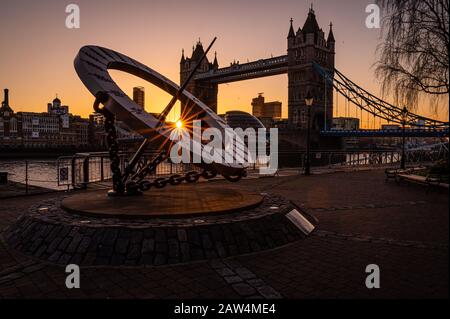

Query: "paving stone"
(155, 229), (166, 242)
(70, 254), (84, 265)
(180, 243), (190, 261)
(202, 234), (213, 249)
(256, 285), (282, 299)
(58, 225), (72, 238)
(66, 236), (83, 253)
(247, 278), (266, 288)
(155, 243), (168, 253)
(98, 245), (114, 257)
(127, 244), (141, 260)
(187, 229), (201, 246)
(216, 267), (235, 277)
(204, 250), (218, 259)
(224, 276), (243, 284)
(22, 263), (44, 274)
(130, 231), (144, 244)
(215, 242), (227, 258)
(34, 244), (48, 258)
(209, 259), (226, 269)
(235, 267), (256, 280)
(48, 251), (62, 263)
(143, 229), (154, 239)
(177, 229), (187, 242)
(76, 237), (91, 253)
(28, 238), (43, 253)
(232, 283), (256, 297)
(142, 239), (155, 254)
(154, 253), (167, 265)
(111, 254), (126, 265)
(168, 239), (179, 258)
(115, 238), (129, 254)
(190, 248), (204, 260)
(58, 237), (72, 251)
(167, 228), (177, 239)
(58, 254), (72, 265)
(102, 229), (119, 246)
(139, 254), (154, 265)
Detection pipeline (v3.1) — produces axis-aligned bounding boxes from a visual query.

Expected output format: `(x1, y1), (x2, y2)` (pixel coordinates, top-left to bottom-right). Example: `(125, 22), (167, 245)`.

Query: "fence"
(59, 148), (447, 189)
(0, 159), (65, 198)
(1, 146), (447, 197)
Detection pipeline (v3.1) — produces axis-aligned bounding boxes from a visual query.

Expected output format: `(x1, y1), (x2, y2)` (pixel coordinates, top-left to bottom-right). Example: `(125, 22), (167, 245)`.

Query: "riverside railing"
(56, 147), (447, 189)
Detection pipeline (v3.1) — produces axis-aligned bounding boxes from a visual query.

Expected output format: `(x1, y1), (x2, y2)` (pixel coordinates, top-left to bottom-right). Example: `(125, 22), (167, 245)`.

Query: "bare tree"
(375, 0), (449, 112)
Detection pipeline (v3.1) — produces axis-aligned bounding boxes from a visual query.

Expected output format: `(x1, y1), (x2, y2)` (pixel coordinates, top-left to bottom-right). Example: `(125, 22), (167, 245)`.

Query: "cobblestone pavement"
(0, 169), (448, 298)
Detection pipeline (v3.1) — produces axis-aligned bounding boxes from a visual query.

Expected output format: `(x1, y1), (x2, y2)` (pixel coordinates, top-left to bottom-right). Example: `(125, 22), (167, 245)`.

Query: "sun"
(175, 120), (183, 129)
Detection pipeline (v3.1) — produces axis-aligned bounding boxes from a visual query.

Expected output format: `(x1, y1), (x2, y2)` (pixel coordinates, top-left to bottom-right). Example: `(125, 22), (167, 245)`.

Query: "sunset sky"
(0, 0), (448, 127)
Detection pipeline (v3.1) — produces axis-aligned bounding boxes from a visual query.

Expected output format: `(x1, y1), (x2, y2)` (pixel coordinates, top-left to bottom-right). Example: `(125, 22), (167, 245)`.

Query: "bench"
(396, 173), (449, 191)
(385, 167), (425, 181)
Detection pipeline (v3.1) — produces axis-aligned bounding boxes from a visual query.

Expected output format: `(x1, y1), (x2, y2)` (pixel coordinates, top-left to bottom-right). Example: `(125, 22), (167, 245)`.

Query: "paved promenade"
(0, 169), (448, 298)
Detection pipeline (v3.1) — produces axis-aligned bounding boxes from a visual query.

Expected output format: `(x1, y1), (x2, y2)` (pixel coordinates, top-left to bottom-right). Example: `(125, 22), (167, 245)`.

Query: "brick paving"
(0, 169), (448, 298)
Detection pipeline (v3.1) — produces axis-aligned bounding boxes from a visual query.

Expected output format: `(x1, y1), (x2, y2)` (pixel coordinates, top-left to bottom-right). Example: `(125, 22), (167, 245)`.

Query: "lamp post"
(400, 106), (408, 169)
(304, 90), (314, 176)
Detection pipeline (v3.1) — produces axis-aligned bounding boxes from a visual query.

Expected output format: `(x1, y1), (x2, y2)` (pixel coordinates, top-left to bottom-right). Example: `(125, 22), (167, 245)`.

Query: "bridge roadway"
(194, 55), (288, 84)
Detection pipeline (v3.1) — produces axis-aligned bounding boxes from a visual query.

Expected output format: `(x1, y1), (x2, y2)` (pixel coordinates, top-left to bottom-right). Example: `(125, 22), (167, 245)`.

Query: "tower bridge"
(181, 7), (335, 132)
(179, 7), (448, 138)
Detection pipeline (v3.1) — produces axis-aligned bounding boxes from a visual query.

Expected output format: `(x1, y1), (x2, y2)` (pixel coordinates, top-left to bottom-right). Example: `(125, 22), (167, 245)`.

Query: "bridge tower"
(287, 7), (335, 131)
(180, 40), (219, 114)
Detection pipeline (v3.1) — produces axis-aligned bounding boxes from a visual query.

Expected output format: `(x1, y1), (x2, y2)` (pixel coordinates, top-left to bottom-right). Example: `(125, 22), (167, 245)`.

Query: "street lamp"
(400, 106), (408, 169)
(304, 90), (314, 175)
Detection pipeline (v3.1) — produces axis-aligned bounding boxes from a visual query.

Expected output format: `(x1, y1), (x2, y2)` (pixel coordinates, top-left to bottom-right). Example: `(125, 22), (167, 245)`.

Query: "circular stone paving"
(2, 192), (317, 267)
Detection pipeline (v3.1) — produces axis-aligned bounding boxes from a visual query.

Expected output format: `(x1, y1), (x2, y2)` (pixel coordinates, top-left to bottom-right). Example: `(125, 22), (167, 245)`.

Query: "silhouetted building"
(0, 90), (90, 148)
(180, 41), (219, 113)
(47, 96), (69, 115)
(287, 6), (335, 130)
(0, 89), (21, 146)
(251, 93), (282, 128)
(133, 86), (145, 109)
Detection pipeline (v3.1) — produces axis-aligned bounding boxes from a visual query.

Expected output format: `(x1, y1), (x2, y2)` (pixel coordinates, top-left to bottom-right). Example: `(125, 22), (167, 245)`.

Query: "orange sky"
(0, 0), (448, 128)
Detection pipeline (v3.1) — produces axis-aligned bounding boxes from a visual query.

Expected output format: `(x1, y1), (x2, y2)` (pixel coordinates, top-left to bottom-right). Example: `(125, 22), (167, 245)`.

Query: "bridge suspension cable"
(313, 62), (449, 129)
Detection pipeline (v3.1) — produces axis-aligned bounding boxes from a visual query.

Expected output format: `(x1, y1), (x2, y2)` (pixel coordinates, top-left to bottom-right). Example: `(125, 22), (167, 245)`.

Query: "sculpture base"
(3, 185), (317, 267)
(61, 184), (263, 218)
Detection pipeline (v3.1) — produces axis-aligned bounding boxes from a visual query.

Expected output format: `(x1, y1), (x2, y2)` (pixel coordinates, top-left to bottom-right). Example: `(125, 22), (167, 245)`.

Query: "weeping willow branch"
(375, 0), (449, 113)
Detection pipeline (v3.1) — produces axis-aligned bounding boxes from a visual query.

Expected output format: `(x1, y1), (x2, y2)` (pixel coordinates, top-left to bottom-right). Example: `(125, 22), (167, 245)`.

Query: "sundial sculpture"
(3, 40), (316, 266)
(74, 38), (248, 196)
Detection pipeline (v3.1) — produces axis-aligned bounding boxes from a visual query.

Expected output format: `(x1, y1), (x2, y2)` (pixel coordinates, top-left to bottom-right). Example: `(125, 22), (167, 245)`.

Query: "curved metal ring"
(74, 45), (248, 178)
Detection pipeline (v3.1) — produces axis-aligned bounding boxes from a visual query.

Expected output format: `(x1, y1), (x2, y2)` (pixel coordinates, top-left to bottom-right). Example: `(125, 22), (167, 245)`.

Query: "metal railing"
(58, 147), (448, 189)
(1, 146), (446, 197)
(0, 159), (65, 197)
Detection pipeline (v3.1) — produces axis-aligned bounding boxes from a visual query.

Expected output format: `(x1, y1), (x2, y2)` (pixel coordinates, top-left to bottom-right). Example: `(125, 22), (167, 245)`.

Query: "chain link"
(94, 92), (125, 195)
(135, 168), (221, 193)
